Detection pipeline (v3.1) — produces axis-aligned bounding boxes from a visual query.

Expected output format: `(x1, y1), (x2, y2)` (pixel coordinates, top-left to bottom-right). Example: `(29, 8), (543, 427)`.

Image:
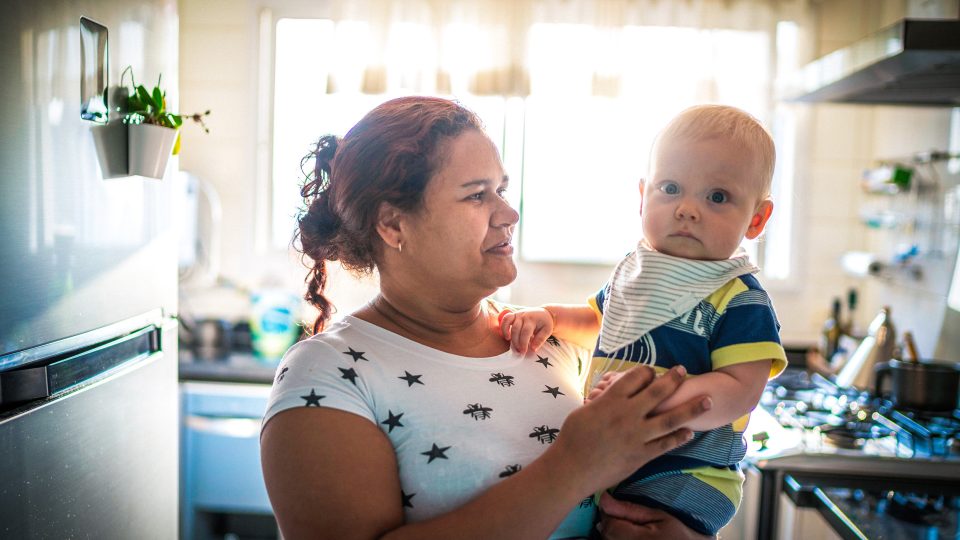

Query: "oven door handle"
(783, 475), (868, 540)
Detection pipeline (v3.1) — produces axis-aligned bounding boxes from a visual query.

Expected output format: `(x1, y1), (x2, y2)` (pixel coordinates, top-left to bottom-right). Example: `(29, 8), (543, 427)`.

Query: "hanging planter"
(128, 123), (179, 179)
(91, 121), (129, 179)
(120, 66), (209, 179)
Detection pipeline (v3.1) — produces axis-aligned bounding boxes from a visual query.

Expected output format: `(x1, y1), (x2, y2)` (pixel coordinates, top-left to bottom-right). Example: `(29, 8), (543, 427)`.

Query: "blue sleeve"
(710, 277), (787, 377)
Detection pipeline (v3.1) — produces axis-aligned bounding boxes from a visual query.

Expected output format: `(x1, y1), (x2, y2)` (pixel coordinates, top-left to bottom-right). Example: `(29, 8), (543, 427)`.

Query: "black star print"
(343, 347), (368, 362)
(499, 464), (522, 478)
(276, 366), (289, 382)
(535, 355), (552, 368)
(543, 385), (565, 398)
(401, 490), (416, 508)
(301, 389), (324, 407)
(546, 335), (561, 347)
(421, 443), (451, 463)
(381, 410), (404, 433)
(339, 367), (359, 385)
(399, 371), (425, 387)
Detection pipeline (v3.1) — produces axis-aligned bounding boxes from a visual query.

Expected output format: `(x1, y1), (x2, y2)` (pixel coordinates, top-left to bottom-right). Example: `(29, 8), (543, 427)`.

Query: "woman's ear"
(375, 201), (404, 250)
(745, 199), (774, 239)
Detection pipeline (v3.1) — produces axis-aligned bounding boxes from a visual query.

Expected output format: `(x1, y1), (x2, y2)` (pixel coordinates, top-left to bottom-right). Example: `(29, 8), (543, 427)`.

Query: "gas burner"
(820, 424), (868, 449)
(886, 409), (960, 457)
(775, 369), (817, 392)
(819, 418), (891, 450)
(884, 492), (945, 525)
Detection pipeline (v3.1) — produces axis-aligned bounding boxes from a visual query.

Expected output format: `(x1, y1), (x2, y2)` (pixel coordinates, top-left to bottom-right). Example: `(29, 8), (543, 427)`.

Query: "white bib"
(598, 240), (758, 354)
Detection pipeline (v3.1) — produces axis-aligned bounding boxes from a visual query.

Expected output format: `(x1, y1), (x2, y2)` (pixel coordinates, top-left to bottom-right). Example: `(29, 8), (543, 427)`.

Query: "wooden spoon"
(902, 331), (919, 363)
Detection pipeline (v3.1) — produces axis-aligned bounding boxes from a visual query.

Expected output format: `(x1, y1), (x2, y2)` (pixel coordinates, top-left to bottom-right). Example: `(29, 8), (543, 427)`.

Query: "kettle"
(835, 306), (896, 390)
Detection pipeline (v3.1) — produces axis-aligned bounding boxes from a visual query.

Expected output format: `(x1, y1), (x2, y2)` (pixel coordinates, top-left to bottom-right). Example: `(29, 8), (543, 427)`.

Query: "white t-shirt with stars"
(262, 314), (596, 539)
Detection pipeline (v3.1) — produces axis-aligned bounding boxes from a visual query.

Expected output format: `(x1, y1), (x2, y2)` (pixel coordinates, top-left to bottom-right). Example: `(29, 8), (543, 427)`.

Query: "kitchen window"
(266, 11), (799, 282)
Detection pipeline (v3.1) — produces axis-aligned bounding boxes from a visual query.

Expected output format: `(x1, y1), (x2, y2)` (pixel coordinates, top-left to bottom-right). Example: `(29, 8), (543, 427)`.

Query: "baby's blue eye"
(709, 191), (728, 203)
(661, 182), (679, 195)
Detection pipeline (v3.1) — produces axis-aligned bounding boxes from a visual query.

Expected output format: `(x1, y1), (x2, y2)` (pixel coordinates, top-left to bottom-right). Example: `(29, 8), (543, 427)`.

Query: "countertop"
(178, 350), (280, 385)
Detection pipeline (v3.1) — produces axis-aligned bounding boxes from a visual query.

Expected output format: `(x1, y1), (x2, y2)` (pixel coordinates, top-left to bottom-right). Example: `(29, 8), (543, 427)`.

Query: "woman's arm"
(261, 366), (712, 540)
(652, 360), (771, 432)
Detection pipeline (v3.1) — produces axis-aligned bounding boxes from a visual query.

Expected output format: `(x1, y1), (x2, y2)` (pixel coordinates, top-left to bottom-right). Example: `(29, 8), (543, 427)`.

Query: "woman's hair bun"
(301, 135), (339, 199)
(299, 135), (343, 262)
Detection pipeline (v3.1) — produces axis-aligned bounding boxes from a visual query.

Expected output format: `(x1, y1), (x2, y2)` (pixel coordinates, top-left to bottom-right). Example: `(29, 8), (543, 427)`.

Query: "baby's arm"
(653, 360), (771, 432)
(500, 304), (600, 354)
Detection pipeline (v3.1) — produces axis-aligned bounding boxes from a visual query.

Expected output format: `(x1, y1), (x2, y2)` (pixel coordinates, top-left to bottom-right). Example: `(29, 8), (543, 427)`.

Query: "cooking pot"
(874, 359), (960, 412)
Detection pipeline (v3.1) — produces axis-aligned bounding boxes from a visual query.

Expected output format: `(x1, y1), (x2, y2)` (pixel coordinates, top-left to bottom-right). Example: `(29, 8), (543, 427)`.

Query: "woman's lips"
(485, 241), (514, 255)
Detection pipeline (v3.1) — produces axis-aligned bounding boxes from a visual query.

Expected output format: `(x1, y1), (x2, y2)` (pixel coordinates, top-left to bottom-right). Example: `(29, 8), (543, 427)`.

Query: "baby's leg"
(610, 467), (743, 536)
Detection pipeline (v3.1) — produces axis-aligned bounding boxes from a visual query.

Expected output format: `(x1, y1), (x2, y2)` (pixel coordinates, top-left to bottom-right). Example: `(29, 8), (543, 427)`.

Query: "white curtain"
(295, 0), (812, 97)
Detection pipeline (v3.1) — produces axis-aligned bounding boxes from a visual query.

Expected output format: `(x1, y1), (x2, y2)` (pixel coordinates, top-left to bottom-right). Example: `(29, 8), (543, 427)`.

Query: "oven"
(740, 368), (960, 539)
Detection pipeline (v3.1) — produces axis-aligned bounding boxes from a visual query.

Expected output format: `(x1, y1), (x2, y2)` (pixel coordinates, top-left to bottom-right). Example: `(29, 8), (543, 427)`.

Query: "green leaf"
(137, 86), (154, 109)
(168, 114), (183, 127)
(152, 87), (163, 111)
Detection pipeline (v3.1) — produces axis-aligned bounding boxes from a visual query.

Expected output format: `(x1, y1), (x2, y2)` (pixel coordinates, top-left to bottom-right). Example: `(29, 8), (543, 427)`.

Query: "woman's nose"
(495, 198), (520, 227)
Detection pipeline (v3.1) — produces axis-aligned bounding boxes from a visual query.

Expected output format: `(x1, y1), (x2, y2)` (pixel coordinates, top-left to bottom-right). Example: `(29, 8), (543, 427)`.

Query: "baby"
(501, 104), (787, 536)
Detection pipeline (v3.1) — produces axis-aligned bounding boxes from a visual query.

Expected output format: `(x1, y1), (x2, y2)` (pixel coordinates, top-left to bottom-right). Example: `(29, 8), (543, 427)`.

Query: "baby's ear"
(745, 199), (774, 239)
(638, 179), (646, 213)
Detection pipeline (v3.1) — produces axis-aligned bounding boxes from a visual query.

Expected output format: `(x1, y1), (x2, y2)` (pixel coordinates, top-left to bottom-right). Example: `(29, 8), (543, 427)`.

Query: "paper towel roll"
(840, 252), (884, 277)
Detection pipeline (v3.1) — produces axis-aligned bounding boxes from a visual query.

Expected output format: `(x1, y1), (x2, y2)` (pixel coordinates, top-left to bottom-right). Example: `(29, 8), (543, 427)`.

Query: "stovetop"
(824, 487), (959, 538)
(745, 368), (960, 478)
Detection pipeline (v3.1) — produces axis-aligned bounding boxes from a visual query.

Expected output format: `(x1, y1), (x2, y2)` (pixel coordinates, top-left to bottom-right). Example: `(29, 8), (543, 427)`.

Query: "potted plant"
(121, 66), (210, 179)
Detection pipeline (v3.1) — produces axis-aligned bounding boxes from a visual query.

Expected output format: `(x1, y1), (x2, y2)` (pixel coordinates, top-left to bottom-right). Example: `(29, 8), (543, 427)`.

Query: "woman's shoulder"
(262, 317), (384, 430)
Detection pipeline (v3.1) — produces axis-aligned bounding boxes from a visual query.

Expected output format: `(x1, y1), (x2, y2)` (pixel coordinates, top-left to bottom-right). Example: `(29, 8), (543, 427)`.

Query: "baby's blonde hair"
(652, 104), (776, 198)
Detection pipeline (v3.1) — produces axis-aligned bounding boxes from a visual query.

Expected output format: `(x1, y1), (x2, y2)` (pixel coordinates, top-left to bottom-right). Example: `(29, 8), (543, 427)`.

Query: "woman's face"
(400, 129), (519, 302)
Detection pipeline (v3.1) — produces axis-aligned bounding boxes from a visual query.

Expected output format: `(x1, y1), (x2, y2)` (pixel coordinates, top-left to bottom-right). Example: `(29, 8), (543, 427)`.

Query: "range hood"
(792, 19), (960, 106)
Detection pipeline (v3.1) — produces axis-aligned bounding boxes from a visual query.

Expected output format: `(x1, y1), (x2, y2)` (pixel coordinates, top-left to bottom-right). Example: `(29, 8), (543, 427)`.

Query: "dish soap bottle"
(250, 288), (302, 361)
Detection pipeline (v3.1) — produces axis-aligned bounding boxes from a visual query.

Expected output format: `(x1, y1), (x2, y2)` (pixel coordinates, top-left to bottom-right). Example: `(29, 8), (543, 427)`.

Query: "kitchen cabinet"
(180, 367), (277, 540)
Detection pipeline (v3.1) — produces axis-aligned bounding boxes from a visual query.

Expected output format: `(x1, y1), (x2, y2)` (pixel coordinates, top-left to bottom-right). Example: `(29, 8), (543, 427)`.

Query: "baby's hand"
(585, 371), (624, 403)
(498, 308), (554, 355)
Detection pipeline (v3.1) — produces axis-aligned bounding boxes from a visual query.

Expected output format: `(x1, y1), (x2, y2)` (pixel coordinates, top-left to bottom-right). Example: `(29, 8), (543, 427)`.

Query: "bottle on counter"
(835, 306), (896, 390)
(250, 288), (302, 362)
(843, 288), (860, 338)
(820, 297), (842, 363)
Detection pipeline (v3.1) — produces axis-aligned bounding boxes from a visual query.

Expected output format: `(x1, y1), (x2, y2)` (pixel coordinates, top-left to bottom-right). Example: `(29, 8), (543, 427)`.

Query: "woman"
(260, 96), (713, 539)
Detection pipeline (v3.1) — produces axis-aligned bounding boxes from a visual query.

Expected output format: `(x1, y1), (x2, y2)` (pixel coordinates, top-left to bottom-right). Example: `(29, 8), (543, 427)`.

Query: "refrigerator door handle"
(0, 325), (160, 406)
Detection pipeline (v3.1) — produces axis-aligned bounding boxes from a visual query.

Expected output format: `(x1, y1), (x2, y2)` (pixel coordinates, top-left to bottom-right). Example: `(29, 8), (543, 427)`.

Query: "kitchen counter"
(178, 351), (279, 385)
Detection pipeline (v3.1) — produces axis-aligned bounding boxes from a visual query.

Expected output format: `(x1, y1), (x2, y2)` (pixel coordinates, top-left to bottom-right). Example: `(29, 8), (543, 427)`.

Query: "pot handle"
(874, 361), (892, 398)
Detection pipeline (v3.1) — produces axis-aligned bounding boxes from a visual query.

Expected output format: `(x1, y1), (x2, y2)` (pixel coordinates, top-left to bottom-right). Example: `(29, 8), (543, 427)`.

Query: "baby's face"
(641, 135), (770, 261)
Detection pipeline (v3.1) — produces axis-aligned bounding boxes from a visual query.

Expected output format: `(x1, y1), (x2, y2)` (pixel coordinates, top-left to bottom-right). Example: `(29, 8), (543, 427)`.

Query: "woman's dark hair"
(297, 96), (484, 333)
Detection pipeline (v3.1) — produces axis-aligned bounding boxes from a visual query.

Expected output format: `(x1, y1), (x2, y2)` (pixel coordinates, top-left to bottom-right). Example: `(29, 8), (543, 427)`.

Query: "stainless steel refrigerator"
(0, 1), (179, 537)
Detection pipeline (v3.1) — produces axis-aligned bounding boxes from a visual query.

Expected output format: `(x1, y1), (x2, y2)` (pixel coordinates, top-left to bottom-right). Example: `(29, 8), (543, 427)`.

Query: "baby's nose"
(675, 201), (700, 221)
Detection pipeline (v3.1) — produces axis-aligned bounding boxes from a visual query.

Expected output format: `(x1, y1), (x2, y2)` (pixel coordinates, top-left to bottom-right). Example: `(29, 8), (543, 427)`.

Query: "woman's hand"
(547, 364), (711, 494)
(596, 493), (715, 539)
